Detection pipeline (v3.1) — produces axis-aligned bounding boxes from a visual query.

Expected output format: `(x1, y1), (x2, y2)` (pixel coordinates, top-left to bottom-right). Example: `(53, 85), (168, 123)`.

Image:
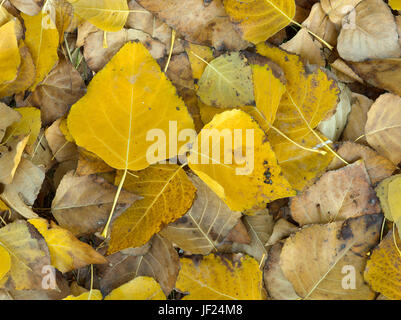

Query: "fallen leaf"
(98, 234), (179, 296)
(389, 0), (401, 10)
(197, 52), (254, 109)
(330, 59), (364, 84)
(109, 164), (197, 253)
(280, 214), (381, 299)
(364, 230), (401, 300)
(176, 253), (266, 300)
(0, 20), (20, 85)
(9, 0), (43, 16)
(28, 59), (86, 125)
(265, 218), (298, 246)
(67, 41), (194, 171)
(290, 161), (380, 225)
(0, 245), (11, 282)
(224, 0), (296, 44)
(52, 171), (139, 236)
(0, 158), (44, 219)
(188, 109), (295, 212)
(320, 0), (362, 26)
(3, 107), (41, 146)
(337, 0), (401, 62)
(0, 102), (21, 142)
(365, 93), (401, 165)
(185, 43), (214, 83)
(136, 0), (249, 50)
(104, 276), (166, 300)
(67, 0), (129, 32)
(160, 175), (242, 255)
(0, 220), (51, 290)
(0, 135), (29, 185)
(22, 11), (59, 89)
(328, 142), (396, 184)
(28, 218), (107, 273)
(264, 242), (300, 300)
(63, 290), (103, 300)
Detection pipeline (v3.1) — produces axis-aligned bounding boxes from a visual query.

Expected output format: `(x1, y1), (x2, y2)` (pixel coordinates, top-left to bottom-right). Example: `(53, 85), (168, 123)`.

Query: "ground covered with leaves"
(0, 0), (401, 300)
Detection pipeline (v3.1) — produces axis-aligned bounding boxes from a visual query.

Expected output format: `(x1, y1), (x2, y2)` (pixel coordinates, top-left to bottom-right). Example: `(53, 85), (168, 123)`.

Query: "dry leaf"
(4, 107), (41, 146)
(320, 0), (362, 26)
(337, 0), (401, 62)
(136, 0), (249, 50)
(364, 230), (401, 300)
(330, 59), (364, 84)
(365, 93), (401, 165)
(329, 142), (396, 184)
(28, 59), (86, 125)
(176, 253), (266, 300)
(160, 175), (242, 255)
(67, 42), (194, 171)
(0, 103), (21, 142)
(9, 0), (43, 15)
(188, 109), (295, 212)
(265, 218), (298, 246)
(52, 171), (139, 236)
(0, 158), (44, 219)
(28, 218), (107, 273)
(0, 220), (51, 290)
(290, 161), (380, 225)
(109, 164), (197, 253)
(104, 276), (166, 300)
(280, 214), (381, 299)
(224, 0), (296, 44)
(98, 234), (179, 296)
(0, 135), (29, 185)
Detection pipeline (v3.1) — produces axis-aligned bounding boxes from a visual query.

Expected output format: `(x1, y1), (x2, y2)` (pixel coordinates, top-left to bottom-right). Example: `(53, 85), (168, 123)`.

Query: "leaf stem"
(164, 29), (176, 73)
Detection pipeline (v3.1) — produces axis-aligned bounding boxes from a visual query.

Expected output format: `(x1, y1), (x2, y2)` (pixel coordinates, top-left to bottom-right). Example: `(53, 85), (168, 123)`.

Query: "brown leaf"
(9, 0), (43, 16)
(51, 171), (139, 236)
(98, 234), (179, 296)
(290, 161), (380, 226)
(136, 0), (249, 51)
(265, 219), (298, 247)
(0, 158), (44, 219)
(0, 135), (28, 185)
(280, 214), (381, 299)
(28, 59), (86, 125)
(330, 59), (364, 84)
(329, 142), (396, 184)
(0, 102), (21, 142)
(225, 221), (251, 245)
(365, 93), (401, 165)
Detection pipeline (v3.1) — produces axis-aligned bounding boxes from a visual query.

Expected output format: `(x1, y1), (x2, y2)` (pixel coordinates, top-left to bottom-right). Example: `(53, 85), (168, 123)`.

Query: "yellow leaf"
(185, 43), (214, 82)
(176, 254), (265, 300)
(105, 276), (166, 300)
(0, 245), (11, 282)
(197, 52), (254, 109)
(0, 135), (29, 185)
(4, 107), (41, 146)
(67, 0), (129, 31)
(59, 117), (74, 142)
(0, 220), (51, 290)
(63, 290), (103, 300)
(0, 199), (9, 213)
(68, 42), (194, 171)
(28, 218), (107, 273)
(188, 109), (295, 212)
(22, 11), (59, 90)
(0, 20), (20, 85)
(108, 164), (197, 253)
(389, 0), (401, 10)
(257, 44), (339, 190)
(364, 230), (401, 300)
(0, 40), (36, 99)
(224, 0), (296, 44)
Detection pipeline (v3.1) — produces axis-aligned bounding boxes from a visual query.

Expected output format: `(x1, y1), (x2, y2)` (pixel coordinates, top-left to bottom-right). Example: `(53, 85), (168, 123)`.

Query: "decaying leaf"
(176, 253), (266, 300)
(337, 0), (401, 62)
(280, 214), (382, 299)
(98, 234), (179, 296)
(160, 175), (242, 255)
(320, 0), (363, 26)
(52, 171), (139, 236)
(188, 109), (295, 212)
(104, 276), (166, 300)
(28, 218), (107, 273)
(364, 230), (401, 300)
(290, 161), (380, 225)
(0, 220), (51, 290)
(365, 93), (401, 165)
(109, 164), (197, 253)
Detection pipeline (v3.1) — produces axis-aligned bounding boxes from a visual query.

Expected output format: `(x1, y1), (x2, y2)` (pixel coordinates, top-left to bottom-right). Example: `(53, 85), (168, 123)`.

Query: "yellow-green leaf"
(67, 0), (129, 31)
(22, 11), (59, 90)
(67, 42), (195, 171)
(224, 0), (296, 44)
(105, 276), (166, 300)
(109, 164), (197, 253)
(176, 254), (266, 300)
(28, 218), (107, 273)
